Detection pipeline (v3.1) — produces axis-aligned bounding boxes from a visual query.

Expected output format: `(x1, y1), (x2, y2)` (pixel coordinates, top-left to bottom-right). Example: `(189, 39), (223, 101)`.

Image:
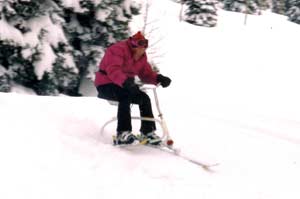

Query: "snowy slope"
(1, 1), (300, 199)
(1, 91), (300, 199)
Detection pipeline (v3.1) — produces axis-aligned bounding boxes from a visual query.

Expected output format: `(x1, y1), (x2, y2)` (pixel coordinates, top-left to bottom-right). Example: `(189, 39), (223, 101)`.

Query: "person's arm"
(138, 61), (158, 85)
(139, 56), (171, 87)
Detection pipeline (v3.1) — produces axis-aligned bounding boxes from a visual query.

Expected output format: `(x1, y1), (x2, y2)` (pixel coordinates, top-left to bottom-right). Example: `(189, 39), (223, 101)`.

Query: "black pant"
(96, 84), (156, 134)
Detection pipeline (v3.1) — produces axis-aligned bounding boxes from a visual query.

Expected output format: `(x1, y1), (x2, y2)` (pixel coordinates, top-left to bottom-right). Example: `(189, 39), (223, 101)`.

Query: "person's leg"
(117, 92), (132, 133)
(97, 84), (159, 144)
(96, 84), (118, 101)
(131, 91), (156, 134)
(97, 84), (138, 144)
(97, 84), (132, 133)
(130, 91), (162, 145)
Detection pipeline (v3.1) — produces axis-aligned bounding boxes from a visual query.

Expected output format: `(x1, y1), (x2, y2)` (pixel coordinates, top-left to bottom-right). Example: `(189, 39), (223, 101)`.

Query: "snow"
(59, 0), (86, 13)
(96, 7), (112, 22)
(0, 19), (24, 45)
(33, 40), (56, 80)
(23, 15), (74, 79)
(0, 11), (76, 80)
(1, 1), (300, 199)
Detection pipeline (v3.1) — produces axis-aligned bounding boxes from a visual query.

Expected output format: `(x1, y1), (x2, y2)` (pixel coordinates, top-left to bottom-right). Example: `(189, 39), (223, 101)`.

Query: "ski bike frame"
(99, 85), (174, 146)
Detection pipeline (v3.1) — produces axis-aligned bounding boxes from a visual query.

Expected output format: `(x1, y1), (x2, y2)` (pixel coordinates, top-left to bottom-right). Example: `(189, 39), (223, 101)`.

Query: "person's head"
(129, 31), (148, 58)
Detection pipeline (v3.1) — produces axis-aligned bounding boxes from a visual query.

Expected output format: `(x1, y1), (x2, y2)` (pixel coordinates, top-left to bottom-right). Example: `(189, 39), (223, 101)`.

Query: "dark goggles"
(131, 39), (148, 48)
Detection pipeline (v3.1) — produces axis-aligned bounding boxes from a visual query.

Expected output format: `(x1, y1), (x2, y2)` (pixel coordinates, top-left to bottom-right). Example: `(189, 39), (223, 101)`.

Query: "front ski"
(145, 143), (219, 172)
(112, 136), (219, 171)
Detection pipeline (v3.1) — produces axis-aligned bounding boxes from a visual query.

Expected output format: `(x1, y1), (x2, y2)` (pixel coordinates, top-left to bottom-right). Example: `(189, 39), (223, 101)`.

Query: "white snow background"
(1, 1), (300, 199)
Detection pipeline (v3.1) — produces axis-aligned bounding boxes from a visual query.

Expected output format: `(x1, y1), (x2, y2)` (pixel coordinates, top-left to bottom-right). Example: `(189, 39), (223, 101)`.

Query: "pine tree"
(286, 0), (300, 24)
(257, 0), (271, 10)
(53, 0), (139, 91)
(0, 36), (28, 93)
(272, 0), (287, 14)
(183, 0), (218, 27)
(0, 0), (139, 96)
(0, 65), (10, 92)
(1, 0), (77, 95)
(223, 0), (261, 14)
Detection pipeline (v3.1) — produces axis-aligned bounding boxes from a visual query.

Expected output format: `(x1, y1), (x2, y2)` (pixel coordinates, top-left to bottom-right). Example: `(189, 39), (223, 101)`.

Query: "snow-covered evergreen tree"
(0, 0), (139, 96)
(286, 0), (300, 24)
(55, 0), (139, 91)
(0, 0), (80, 95)
(223, 0), (261, 14)
(257, 0), (271, 10)
(0, 62), (10, 92)
(272, 0), (287, 14)
(183, 0), (218, 27)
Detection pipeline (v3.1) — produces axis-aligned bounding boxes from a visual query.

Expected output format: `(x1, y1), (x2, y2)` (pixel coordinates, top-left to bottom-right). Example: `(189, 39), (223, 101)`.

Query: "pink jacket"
(94, 39), (158, 87)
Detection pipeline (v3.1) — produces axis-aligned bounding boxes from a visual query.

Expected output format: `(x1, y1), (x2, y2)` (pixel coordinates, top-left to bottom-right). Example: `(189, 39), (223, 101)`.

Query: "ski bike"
(99, 84), (219, 171)
(99, 84), (174, 146)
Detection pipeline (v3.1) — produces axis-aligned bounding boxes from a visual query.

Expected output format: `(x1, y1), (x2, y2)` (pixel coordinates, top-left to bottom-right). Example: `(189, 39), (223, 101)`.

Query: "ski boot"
(113, 131), (138, 145)
(139, 132), (162, 145)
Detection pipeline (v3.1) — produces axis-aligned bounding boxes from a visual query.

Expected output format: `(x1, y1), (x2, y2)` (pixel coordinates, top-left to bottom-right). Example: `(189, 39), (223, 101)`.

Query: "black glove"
(123, 77), (140, 95)
(157, 74), (171, 88)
